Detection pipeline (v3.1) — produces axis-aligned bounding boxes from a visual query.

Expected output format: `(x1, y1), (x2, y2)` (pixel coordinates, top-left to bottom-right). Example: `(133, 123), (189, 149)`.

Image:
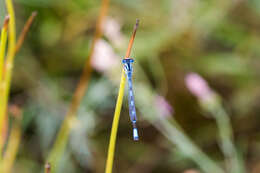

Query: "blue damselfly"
(122, 58), (139, 141)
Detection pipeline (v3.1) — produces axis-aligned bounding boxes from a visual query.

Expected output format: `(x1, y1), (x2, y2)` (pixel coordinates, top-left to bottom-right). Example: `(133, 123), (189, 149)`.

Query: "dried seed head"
(3, 15), (10, 29)
(45, 162), (51, 173)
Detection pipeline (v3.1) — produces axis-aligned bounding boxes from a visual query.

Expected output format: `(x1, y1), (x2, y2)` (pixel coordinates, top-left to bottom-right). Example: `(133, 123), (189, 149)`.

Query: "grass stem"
(105, 19), (139, 173)
(47, 0), (110, 171)
(0, 0), (16, 160)
(0, 16), (10, 158)
(105, 72), (126, 173)
(0, 5), (36, 162)
(0, 111), (22, 173)
(45, 163), (51, 173)
(15, 12), (37, 53)
(0, 16), (9, 81)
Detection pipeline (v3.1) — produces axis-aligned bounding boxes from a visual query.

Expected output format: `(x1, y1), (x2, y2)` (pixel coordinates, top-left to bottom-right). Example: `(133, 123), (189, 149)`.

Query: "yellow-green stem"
(0, 121), (21, 173)
(47, 115), (73, 172)
(0, 17), (9, 158)
(0, 11), (36, 162)
(0, 0), (16, 159)
(0, 16), (9, 81)
(105, 72), (126, 173)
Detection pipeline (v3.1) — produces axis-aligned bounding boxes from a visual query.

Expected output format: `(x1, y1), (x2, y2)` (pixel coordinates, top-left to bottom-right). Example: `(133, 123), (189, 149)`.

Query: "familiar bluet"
(122, 58), (139, 141)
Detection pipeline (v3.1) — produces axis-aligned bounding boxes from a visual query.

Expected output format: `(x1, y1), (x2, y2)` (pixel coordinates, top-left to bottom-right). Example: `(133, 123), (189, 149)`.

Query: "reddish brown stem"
(45, 162), (51, 173)
(15, 11), (37, 53)
(2, 12), (37, 82)
(47, 0), (111, 169)
(125, 19), (139, 58)
(67, 0), (110, 118)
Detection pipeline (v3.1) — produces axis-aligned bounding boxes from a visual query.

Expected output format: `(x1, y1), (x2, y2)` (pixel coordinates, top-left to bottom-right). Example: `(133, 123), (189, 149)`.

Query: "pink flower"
(103, 17), (125, 47)
(91, 39), (119, 72)
(183, 169), (200, 173)
(154, 95), (174, 118)
(185, 73), (214, 102)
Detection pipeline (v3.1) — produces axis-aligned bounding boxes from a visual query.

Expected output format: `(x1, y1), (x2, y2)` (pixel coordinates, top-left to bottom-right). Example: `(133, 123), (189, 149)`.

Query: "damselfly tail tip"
(133, 127), (139, 141)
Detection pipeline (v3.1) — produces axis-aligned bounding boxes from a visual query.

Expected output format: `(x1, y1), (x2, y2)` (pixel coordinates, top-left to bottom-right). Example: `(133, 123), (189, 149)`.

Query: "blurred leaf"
(197, 53), (253, 77)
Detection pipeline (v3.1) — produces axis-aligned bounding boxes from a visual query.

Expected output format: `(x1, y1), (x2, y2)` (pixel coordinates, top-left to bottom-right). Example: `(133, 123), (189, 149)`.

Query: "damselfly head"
(122, 58), (134, 64)
(122, 58), (134, 73)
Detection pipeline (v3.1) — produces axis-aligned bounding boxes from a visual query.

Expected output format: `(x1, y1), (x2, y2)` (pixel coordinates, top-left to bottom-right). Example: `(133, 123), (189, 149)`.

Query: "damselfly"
(122, 58), (139, 141)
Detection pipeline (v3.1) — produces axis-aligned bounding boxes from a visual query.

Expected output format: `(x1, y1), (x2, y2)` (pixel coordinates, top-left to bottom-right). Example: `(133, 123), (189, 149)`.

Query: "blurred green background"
(2, 0), (260, 172)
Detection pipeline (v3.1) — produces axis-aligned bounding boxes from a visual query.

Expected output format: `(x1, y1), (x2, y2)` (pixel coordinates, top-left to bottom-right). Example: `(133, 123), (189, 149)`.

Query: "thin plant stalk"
(15, 11), (37, 53)
(0, 10), (36, 160)
(209, 104), (245, 173)
(3, 0), (16, 98)
(105, 72), (125, 173)
(47, 0), (110, 170)
(0, 0), (16, 159)
(0, 16), (9, 81)
(45, 163), (51, 173)
(0, 119), (21, 173)
(1, 9), (36, 111)
(105, 19), (139, 173)
(199, 94), (244, 172)
(0, 16), (9, 158)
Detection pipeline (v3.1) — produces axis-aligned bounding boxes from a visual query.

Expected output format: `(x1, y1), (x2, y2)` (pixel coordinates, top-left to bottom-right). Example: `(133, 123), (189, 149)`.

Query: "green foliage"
(2, 0), (260, 172)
